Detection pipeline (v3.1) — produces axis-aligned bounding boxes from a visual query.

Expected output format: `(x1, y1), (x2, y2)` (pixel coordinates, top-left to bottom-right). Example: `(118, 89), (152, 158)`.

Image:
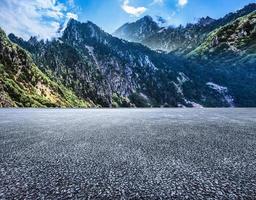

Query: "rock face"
(4, 3), (256, 107)
(9, 20), (209, 107)
(0, 28), (90, 108)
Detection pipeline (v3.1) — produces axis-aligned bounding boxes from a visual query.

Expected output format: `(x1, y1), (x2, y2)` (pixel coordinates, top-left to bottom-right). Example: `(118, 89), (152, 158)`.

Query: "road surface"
(0, 108), (256, 199)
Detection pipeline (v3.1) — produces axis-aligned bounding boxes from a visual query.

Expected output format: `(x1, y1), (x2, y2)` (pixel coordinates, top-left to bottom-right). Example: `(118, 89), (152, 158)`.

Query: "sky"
(0, 0), (255, 40)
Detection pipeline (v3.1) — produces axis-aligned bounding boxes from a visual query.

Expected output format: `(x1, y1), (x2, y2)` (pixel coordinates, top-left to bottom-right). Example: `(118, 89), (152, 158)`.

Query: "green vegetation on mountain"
(114, 4), (256, 107)
(11, 19), (212, 108)
(114, 4), (256, 55)
(0, 28), (91, 108)
(189, 11), (256, 62)
(186, 11), (256, 107)
(3, 3), (256, 108)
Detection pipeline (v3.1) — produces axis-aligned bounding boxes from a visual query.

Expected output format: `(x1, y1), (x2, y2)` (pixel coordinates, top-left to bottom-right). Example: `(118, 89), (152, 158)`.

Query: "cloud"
(0, 0), (78, 40)
(68, 0), (75, 6)
(155, 16), (167, 25)
(151, 0), (164, 5)
(57, 11), (78, 34)
(67, 12), (78, 20)
(178, 0), (188, 7)
(121, 0), (147, 16)
(67, 0), (75, 8)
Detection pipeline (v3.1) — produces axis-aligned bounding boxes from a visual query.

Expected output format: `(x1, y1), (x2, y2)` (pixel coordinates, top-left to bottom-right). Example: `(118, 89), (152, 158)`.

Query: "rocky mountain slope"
(2, 3), (255, 107)
(114, 4), (256, 54)
(113, 4), (256, 107)
(187, 11), (256, 107)
(8, 19), (235, 108)
(189, 11), (256, 63)
(0, 28), (91, 108)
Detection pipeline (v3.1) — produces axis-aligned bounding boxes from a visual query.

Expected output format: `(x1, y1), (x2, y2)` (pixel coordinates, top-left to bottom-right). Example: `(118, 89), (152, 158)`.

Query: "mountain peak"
(28, 36), (39, 45)
(197, 16), (216, 26)
(66, 18), (81, 28)
(242, 3), (256, 11)
(66, 18), (102, 32)
(113, 15), (160, 42)
(155, 16), (168, 26)
(62, 18), (110, 46)
(139, 15), (154, 22)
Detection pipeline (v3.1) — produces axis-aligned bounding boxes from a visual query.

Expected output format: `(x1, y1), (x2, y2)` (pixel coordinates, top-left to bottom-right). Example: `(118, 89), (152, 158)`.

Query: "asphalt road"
(0, 108), (256, 199)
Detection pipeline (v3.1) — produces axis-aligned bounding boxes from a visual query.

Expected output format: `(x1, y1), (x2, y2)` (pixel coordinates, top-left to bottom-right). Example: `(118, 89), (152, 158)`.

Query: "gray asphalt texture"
(0, 108), (256, 200)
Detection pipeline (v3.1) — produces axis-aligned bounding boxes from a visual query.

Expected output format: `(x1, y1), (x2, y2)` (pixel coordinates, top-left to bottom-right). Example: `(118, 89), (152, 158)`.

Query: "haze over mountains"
(0, 3), (255, 108)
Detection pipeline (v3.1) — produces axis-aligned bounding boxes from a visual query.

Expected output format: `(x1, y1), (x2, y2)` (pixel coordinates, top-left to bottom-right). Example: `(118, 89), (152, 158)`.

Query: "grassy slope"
(188, 11), (256, 63)
(0, 28), (92, 108)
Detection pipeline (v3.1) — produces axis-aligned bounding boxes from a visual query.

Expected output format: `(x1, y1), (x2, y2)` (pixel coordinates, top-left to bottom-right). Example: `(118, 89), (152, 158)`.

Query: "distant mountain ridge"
(189, 11), (256, 61)
(114, 3), (256, 54)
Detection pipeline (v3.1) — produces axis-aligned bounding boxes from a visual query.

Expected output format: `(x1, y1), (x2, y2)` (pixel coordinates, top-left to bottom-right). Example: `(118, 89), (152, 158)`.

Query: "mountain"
(114, 15), (160, 43)
(0, 28), (91, 108)
(8, 19), (236, 108)
(197, 17), (216, 27)
(189, 11), (256, 62)
(187, 11), (256, 107)
(5, 3), (256, 108)
(112, 3), (256, 107)
(114, 3), (256, 54)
